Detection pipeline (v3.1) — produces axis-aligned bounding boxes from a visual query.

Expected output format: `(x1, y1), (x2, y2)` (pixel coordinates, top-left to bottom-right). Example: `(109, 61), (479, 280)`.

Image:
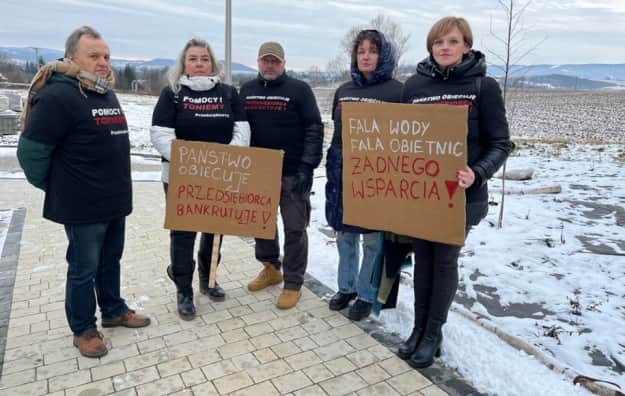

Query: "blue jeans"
(64, 217), (129, 335)
(336, 231), (382, 303)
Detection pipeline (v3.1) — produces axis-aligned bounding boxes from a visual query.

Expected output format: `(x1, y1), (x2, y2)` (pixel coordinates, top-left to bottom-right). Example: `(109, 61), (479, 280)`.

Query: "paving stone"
(324, 356), (357, 376)
(272, 370), (313, 393)
(180, 367), (207, 387)
(36, 358), (78, 380)
(65, 379), (116, 396)
(346, 350), (378, 368)
(213, 371), (254, 394)
(222, 328), (250, 343)
(357, 382), (402, 396)
(378, 357), (412, 377)
(292, 336), (318, 352)
(228, 305), (254, 317)
(48, 368), (92, 392)
(272, 340), (302, 358)
(243, 322), (274, 338)
(302, 363), (334, 383)
(242, 310), (278, 325)
(286, 350), (323, 371)
(163, 329), (198, 346)
(157, 356), (192, 377)
(124, 348), (171, 371)
(231, 352), (261, 370)
(386, 370), (432, 394)
(319, 372), (369, 396)
(1, 355), (44, 374)
(250, 333), (282, 349)
(0, 368), (36, 389)
(218, 339), (256, 359)
(91, 361), (126, 381)
(191, 380), (219, 395)
(276, 325), (309, 342)
(346, 334), (379, 350)
(200, 359), (239, 380)
(112, 366), (160, 391)
(419, 385), (450, 396)
(0, 379), (47, 395)
(356, 363), (392, 385)
(247, 359), (293, 383)
(43, 345), (80, 365)
(294, 384), (330, 395)
(254, 347), (279, 364)
(187, 348), (221, 368)
(314, 340), (356, 362)
(137, 337), (166, 354)
(230, 380), (280, 396)
(136, 374), (185, 396)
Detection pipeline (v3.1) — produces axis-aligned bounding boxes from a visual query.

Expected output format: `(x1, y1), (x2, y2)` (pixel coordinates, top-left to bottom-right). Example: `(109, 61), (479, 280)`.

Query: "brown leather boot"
(276, 288), (302, 309)
(247, 263), (282, 291)
(101, 309), (151, 328)
(73, 329), (107, 358)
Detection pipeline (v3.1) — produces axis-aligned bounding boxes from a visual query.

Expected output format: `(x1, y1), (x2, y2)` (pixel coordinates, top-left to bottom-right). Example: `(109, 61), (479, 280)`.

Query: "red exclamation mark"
(445, 180), (459, 208)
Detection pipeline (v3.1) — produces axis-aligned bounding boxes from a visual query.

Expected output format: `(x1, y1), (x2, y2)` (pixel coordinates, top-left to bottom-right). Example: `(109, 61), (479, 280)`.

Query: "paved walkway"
(0, 179), (451, 396)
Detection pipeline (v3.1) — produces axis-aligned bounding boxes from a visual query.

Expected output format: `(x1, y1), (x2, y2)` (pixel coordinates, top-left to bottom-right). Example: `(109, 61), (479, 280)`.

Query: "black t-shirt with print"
(152, 83), (245, 147)
(22, 77), (132, 224)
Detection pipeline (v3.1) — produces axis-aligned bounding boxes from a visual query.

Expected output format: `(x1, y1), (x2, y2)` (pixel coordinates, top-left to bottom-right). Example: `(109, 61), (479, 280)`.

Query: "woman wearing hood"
(150, 38), (250, 320)
(325, 29), (403, 321)
(399, 17), (514, 368)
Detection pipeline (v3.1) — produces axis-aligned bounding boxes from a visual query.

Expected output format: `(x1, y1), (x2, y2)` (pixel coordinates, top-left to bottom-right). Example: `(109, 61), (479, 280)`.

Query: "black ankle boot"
(348, 299), (372, 321)
(398, 325), (424, 360)
(329, 292), (357, 311)
(407, 319), (443, 369)
(177, 292), (196, 320)
(200, 281), (226, 301)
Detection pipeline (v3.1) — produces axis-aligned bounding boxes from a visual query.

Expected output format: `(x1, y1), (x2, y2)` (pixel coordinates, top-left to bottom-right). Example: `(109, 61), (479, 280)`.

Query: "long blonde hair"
(168, 38), (220, 93)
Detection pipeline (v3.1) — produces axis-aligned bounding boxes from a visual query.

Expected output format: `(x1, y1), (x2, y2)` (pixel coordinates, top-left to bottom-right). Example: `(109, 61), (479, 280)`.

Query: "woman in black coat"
(325, 29), (402, 321)
(399, 16), (514, 368)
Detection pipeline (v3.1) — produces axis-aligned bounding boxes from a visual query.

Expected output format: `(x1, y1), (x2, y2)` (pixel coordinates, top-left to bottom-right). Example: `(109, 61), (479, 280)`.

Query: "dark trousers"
(411, 239), (463, 324)
(255, 175), (311, 290)
(64, 217), (129, 335)
(164, 183), (223, 295)
(411, 201), (487, 324)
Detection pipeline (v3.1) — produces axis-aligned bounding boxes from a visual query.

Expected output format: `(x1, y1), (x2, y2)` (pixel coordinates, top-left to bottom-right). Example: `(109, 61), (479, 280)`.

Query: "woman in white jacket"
(151, 38), (250, 320)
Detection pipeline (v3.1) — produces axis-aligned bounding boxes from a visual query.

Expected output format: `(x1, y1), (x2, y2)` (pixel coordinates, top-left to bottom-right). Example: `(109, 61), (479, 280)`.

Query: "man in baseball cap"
(257, 41), (284, 62)
(240, 41), (323, 309)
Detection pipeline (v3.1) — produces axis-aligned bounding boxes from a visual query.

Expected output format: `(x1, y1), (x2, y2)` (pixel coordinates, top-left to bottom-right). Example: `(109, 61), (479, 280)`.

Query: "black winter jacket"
(402, 50), (513, 224)
(240, 73), (323, 176)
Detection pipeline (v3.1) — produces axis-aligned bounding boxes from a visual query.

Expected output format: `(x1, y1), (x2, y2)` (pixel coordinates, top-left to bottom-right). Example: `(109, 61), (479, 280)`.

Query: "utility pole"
(224, 0), (232, 84)
(31, 47), (40, 70)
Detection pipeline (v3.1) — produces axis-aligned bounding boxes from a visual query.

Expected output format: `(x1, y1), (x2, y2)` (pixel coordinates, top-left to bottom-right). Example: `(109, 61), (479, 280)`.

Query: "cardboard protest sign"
(342, 102), (468, 246)
(165, 140), (283, 239)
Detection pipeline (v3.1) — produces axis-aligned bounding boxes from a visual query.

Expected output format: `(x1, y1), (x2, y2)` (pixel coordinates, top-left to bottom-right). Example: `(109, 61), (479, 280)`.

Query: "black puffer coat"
(402, 50), (514, 226)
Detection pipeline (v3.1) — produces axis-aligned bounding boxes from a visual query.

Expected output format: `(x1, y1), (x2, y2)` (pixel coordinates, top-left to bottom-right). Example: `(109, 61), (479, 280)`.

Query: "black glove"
(293, 164), (313, 194)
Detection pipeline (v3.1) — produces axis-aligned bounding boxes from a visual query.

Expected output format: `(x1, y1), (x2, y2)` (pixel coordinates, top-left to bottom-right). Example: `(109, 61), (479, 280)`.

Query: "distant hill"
(510, 74), (622, 90)
(0, 46), (256, 74)
(487, 64), (625, 81)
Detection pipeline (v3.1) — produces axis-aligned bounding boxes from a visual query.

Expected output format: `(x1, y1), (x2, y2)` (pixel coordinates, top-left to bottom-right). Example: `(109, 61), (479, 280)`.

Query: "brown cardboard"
(164, 140), (283, 239)
(341, 102), (468, 246)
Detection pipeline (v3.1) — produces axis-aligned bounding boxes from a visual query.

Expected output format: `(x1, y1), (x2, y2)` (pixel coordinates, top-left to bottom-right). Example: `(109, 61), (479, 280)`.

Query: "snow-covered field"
(1, 88), (624, 395)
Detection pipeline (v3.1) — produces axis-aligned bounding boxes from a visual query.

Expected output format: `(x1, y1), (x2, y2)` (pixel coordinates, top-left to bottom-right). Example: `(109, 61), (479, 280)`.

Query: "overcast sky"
(3, 0), (625, 70)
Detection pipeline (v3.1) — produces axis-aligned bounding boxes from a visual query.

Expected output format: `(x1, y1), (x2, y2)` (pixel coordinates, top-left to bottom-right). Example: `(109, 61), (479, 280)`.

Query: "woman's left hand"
(457, 166), (475, 189)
